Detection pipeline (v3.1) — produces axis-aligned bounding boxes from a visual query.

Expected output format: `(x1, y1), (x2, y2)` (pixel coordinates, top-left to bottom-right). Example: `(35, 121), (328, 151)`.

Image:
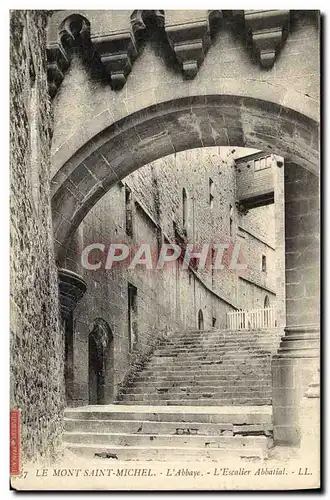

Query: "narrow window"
(262, 254), (267, 272)
(212, 317), (217, 327)
(125, 185), (133, 237)
(198, 309), (204, 331)
(229, 204), (234, 237)
(209, 178), (214, 208)
(182, 187), (188, 232)
(128, 283), (138, 352)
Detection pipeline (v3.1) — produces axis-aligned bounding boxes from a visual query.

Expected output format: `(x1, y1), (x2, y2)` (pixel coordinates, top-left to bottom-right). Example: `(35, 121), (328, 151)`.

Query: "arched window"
(198, 309), (204, 331)
(182, 187), (188, 232)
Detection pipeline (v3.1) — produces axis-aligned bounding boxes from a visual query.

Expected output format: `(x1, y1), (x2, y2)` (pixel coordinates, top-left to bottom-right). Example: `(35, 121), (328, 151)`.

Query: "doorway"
(264, 295), (270, 327)
(88, 318), (113, 404)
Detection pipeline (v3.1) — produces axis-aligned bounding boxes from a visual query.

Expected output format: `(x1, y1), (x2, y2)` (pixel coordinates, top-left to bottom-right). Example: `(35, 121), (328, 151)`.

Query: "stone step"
(65, 443), (268, 460)
(120, 398), (272, 406)
(131, 381), (271, 390)
(166, 334), (281, 342)
(146, 360), (271, 367)
(64, 405), (273, 424)
(141, 365), (271, 375)
(64, 418), (273, 435)
(63, 418), (236, 435)
(154, 346), (278, 355)
(125, 390), (271, 398)
(170, 332), (281, 340)
(127, 384), (271, 392)
(121, 390), (271, 400)
(167, 339), (279, 348)
(135, 374), (271, 384)
(145, 360), (270, 367)
(63, 431), (270, 449)
(152, 350), (271, 363)
(173, 328), (281, 334)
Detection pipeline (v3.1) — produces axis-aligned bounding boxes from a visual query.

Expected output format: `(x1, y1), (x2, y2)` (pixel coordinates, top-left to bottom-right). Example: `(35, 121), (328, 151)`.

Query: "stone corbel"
(130, 10), (165, 32)
(58, 14), (91, 52)
(47, 14), (91, 98)
(47, 42), (69, 98)
(92, 32), (138, 90)
(244, 10), (290, 68)
(165, 11), (218, 79)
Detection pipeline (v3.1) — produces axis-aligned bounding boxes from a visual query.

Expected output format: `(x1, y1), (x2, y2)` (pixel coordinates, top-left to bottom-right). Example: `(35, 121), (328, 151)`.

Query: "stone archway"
(48, 10), (319, 448)
(88, 318), (113, 405)
(51, 95), (319, 265)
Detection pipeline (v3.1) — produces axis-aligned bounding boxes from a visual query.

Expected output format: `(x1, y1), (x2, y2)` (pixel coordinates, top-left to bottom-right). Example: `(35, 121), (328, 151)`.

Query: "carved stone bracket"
(58, 268), (87, 321)
(47, 42), (69, 98)
(91, 33), (139, 91)
(46, 9), (291, 94)
(47, 14), (91, 98)
(130, 10), (165, 32)
(244, 10), (290, 68)
(58, 14), (91, 52)
(165, 11), (217, 79)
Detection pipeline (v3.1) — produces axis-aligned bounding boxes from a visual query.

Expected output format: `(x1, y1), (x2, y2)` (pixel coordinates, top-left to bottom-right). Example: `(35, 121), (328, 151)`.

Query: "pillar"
(272, 163), (320, 445)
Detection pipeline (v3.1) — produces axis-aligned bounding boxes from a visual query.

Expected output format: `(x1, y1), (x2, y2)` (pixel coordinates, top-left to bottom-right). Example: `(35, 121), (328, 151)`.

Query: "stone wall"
(10, 10), (64, 461)
(61, 147), (279, 405)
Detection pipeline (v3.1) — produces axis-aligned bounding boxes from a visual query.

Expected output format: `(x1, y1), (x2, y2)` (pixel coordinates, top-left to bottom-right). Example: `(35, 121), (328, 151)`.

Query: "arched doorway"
(88, 318), (113, 404)
(198, 310), (204, 331)
(264, 295), (270, 327)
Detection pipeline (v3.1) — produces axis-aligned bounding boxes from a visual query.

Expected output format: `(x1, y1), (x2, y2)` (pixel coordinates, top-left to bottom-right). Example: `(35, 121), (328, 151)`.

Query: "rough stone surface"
(10, 10), (65, 462)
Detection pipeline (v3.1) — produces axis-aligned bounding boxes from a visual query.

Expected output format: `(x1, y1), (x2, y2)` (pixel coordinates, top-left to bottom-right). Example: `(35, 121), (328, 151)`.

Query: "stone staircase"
(63, 405), (273, 461)
(119, 328), (282, 406)
(63, 328), (282, 461)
